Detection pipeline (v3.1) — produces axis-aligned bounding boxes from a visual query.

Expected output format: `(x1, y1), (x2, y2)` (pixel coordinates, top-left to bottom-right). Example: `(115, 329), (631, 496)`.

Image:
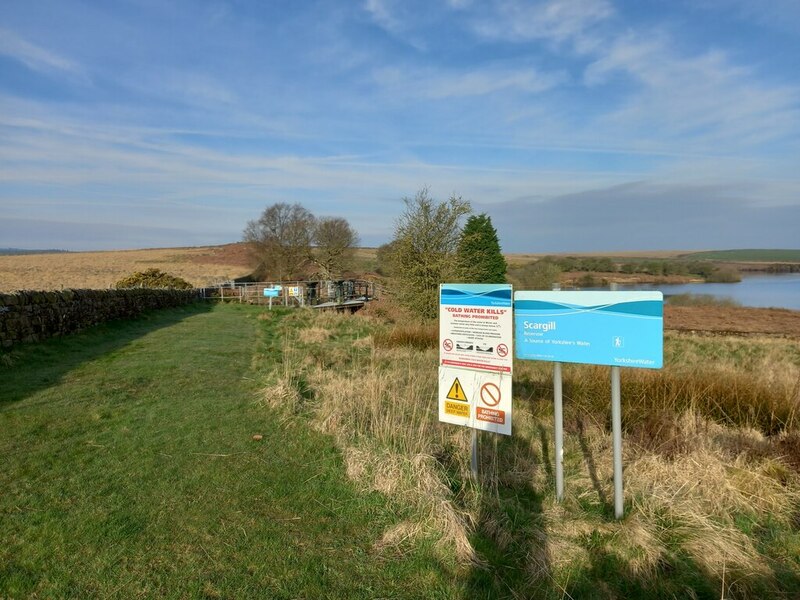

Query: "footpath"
(0, 303), (455, 599)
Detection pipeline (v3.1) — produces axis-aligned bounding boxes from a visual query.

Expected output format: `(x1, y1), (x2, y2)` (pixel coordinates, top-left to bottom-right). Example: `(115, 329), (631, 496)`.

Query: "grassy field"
(0, 304), (458, 598)
(3, 297), (800, 598)
(0, 244), (385, 293)
(0, 245), (253, 292)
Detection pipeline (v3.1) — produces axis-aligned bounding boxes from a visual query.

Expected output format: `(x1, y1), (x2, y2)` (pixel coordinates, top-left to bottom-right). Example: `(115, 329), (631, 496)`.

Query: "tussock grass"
(274, 325), (478, 563)
(517, 332), (800, 435)
(256, 310), (800, 598)
(373, 322), (438, 349)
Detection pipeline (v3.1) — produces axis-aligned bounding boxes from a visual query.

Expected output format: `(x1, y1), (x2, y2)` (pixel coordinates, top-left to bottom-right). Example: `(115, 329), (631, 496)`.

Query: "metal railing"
(199, 279), (378, 307)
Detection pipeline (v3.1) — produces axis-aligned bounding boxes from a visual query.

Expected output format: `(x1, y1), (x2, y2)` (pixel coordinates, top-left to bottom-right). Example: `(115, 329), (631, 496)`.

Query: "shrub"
(507, 260), (561, 290)
(705, 268), (742, 283)
(115, 268), (193, 289)
(666, 293), (740, 307)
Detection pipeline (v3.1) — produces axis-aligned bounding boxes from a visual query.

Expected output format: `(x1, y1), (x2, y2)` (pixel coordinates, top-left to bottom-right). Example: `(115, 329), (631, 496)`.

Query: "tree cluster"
(380, 188), (506, 320)
(243, 203), (359, 281)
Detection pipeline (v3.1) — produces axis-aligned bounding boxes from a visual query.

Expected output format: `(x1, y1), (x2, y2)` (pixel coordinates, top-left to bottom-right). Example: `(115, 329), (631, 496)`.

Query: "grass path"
(1, 304), (456, 599)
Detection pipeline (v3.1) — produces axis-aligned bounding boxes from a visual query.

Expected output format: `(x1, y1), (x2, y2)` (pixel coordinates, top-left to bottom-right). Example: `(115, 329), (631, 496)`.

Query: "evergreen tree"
(456, 214), (506, 283)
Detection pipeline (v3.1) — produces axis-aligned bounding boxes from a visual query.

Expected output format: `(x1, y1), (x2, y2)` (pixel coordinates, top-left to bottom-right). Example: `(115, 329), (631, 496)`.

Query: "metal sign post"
(611, 366), (623, 519)
(471, 430), (479, 480)
(551, 282), (564, 502)
(554, 362), (564, 502)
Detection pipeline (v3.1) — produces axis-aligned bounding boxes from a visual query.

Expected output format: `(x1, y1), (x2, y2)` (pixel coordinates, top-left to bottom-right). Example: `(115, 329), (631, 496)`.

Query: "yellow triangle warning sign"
(446, 377), (468, 402)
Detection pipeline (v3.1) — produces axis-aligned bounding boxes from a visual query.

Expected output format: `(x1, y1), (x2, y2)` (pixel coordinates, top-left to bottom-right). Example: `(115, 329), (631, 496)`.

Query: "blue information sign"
(514, 291), (663, 369)
(263, 286), (281, 298)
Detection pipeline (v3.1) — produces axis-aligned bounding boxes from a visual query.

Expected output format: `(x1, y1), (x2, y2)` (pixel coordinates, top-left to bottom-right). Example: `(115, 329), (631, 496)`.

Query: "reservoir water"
(609, 273), (800, 311)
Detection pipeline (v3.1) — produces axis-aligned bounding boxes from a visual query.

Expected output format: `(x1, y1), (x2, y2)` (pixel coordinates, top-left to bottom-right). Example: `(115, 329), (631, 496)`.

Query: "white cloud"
(362, 0), (429, 49)
(471, 0), (612, 51)
(372, 63), (564, 99)
(693, 0), (800, 34)
(0, 28), (84, 78)
(584, 32), (800, 149)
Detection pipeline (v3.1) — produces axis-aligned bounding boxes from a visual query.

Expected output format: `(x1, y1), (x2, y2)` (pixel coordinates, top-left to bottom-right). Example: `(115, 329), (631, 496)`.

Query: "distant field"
(0, 244), (253, 292)
(4, 244), (796, 292)
(505, 250), (689, 268)
(682, 249), (800, 262)
(0, 244), (385, 292)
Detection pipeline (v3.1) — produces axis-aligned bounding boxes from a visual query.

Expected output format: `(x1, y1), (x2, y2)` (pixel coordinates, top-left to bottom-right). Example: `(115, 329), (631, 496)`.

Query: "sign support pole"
(470, 429), (479, 480)
(611, 366), (624, 519)
(554, 362), (564, 501)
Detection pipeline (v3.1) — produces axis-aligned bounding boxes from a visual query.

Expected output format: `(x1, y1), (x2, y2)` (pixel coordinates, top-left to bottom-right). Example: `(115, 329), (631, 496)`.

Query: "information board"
(439, 283), (513, 373)
(263, 286), (281, 298)
(514, 291), (663, 369)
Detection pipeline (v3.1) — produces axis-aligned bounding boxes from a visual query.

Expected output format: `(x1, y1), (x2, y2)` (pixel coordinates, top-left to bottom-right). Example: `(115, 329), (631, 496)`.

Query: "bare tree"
(312, 217), (359, 280)
(243, 203), (316, 280)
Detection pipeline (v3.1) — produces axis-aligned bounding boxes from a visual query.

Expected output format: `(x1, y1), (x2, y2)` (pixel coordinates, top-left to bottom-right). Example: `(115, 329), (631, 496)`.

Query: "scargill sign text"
(514, 291), (663, 369)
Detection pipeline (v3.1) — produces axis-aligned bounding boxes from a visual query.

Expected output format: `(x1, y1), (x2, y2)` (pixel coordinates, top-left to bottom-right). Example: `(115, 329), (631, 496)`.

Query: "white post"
(611, 366), (624, 519)
(554, 362), (564, 501)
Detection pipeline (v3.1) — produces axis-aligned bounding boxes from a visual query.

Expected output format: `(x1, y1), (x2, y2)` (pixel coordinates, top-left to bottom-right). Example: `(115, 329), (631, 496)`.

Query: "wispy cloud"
(470, 0), (613, 51)
(0, 28), (84, 78)
(372, 63), (564, 99)
(693, 0), (800, 34)
(584, 32), (800, 149)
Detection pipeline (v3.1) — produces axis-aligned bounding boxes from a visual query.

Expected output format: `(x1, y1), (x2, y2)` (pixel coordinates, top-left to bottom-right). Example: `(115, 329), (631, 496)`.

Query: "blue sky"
(1, 0), (798, 252)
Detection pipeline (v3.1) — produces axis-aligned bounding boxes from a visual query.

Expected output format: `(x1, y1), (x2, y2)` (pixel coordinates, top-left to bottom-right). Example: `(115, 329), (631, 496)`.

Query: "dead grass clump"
(627, 410), (708, 459)
(776, 431), (800, 471)
(358, 296), (409, 323)
(352, 336), (373, 350)
(373, 521), (423, 556)
(311, 311), (348, 329)
(340, 443), (476, 563)
(374, 323), (438, 350)
(539, 409), (800, 593)
(298, 327), (331, 344)
(257, 379), (303, 411)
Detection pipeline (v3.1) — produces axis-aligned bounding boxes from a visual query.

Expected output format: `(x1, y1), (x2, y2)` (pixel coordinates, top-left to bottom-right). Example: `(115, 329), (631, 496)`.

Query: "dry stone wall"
(0, 288), (202, 349)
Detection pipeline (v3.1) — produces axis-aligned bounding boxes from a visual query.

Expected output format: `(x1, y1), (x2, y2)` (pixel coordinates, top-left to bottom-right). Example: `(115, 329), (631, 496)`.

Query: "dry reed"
(256, 309), (800, 595)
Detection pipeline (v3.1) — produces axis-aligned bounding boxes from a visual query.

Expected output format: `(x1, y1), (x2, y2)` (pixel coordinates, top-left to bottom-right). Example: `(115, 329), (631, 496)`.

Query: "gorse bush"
(114, 268), (193, 289)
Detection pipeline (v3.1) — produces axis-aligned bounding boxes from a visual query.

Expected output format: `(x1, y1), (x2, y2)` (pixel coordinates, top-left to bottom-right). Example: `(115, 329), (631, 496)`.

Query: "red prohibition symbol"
(496, 343), (508, 358)
(480, 382), (501, 407)
(442, 338), (454, 352)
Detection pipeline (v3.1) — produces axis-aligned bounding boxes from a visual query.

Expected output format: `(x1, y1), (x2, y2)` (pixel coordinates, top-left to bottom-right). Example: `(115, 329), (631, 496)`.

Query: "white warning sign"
(438, 366), (512, 436)
(440, 284), (514, 374)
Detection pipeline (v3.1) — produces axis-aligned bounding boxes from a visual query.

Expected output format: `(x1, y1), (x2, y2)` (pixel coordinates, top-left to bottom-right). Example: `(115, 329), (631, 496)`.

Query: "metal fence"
(199, 279), (378, 309)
